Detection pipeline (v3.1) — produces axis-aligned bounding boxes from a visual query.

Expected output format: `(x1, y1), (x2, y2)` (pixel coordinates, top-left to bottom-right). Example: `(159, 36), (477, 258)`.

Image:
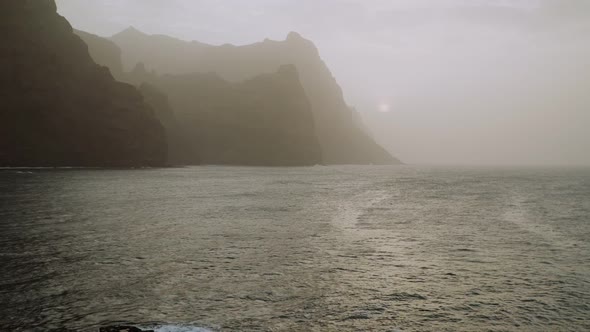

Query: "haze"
(56, 0), (590, 166)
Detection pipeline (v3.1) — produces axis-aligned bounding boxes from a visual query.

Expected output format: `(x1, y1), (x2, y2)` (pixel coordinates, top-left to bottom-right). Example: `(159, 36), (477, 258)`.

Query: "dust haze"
(56, 0), (590, 166)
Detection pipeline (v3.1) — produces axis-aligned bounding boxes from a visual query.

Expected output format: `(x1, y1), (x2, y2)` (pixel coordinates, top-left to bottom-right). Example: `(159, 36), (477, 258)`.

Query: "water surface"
(0, 166), (589, 331)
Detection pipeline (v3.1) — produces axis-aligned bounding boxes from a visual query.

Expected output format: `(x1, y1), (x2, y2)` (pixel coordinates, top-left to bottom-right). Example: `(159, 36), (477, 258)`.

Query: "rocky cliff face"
(151, 65), (322, 166)
(77, 31), (323, 166)
(111, 28), (400, 165)
(74, 29), (124, 80)
(137, 82), (195, 165)
(0, 1), (166, 167)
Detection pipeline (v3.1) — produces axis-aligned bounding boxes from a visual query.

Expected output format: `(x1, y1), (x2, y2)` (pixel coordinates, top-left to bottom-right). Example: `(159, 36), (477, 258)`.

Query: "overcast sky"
(56, 0), (590, 165)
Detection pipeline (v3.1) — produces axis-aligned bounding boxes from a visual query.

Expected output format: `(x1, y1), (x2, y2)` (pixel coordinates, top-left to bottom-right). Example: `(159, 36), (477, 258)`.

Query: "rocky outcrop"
(99, 326), (153, 332)
(151, 65), (322, 166)
(111, 27), (400, 164)
(0, 0), (166, 167)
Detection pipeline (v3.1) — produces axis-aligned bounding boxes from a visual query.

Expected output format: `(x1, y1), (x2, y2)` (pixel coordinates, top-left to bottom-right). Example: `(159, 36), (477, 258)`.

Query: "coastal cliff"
(0, 1), (166, 167)
(150, 65), (322, 166)
(77, 32), (323, 166)
(111, 28), (400, 164)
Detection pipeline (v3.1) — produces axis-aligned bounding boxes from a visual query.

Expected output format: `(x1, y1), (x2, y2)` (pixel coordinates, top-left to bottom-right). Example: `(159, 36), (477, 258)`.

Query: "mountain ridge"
(110, 27), (400, 165)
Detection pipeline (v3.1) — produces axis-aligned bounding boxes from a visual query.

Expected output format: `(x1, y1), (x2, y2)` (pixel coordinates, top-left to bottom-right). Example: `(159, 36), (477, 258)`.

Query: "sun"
(378, 103), (390, 113)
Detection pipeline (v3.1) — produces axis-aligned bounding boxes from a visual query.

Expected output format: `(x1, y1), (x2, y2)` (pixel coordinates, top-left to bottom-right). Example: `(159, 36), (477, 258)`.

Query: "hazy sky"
(56, 0), (590, 165)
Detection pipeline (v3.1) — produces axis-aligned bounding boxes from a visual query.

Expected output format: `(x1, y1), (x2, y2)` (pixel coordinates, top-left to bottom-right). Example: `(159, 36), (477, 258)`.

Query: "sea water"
(0, 166), (588, 331)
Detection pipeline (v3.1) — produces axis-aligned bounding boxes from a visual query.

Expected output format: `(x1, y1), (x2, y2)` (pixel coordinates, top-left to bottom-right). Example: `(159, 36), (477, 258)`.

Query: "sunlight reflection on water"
(0, 166), (589, 331)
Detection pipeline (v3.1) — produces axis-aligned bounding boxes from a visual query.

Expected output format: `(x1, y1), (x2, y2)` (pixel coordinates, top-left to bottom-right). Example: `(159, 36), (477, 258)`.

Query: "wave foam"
(140, 325), (213, 332)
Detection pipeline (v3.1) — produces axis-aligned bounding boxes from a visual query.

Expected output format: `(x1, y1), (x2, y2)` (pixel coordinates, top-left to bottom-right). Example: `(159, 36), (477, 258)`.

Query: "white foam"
(333, 189), (390, 230)
(141, 325), (213, 332)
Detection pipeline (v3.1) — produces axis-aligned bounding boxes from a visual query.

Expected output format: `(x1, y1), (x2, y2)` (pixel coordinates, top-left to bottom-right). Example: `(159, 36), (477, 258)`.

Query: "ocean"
(0, 166), (589, 331)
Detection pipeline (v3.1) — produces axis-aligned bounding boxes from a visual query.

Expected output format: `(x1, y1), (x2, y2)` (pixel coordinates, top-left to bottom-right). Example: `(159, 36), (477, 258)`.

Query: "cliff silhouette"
(0, 1), (166, 167)
(128, 64), (322, 166)
(110, 28), (400, 165)
(78, 30), (323, 166)
(74, 29), (125, 81)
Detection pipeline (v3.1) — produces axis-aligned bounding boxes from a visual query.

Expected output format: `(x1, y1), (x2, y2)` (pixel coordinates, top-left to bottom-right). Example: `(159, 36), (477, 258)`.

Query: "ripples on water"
(0, 166), (589, 331)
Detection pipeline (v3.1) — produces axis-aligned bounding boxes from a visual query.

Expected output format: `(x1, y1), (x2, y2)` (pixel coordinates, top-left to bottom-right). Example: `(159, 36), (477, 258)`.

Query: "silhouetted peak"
(114, 26), (146, 38)
(125, 26), (141, 33)
(285, 31), (318, 54)
(286, 31), (304, 42)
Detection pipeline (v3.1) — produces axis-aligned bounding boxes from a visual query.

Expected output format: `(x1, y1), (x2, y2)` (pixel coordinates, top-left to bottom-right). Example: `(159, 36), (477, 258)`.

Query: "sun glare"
(378, 103), (390, 113)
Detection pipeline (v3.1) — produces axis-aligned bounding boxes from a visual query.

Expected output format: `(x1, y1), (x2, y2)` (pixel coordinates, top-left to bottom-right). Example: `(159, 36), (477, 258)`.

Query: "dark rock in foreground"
(99, 326), (153, 332)
(0, 0), (167, 167)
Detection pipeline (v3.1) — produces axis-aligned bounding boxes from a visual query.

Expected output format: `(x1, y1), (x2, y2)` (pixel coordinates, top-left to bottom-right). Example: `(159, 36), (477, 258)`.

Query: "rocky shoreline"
(99, 326), (154, 332)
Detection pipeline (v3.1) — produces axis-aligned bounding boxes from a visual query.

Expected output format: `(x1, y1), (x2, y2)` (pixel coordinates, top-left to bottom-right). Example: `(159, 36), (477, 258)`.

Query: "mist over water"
(1, 166), (589, 331)
(55, 0), (590, 166)
(3, 1), (590, 331)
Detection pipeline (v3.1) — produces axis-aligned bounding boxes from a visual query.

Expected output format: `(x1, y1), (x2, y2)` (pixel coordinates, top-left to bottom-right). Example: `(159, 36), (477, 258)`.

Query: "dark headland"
(1, 0), (166, 167)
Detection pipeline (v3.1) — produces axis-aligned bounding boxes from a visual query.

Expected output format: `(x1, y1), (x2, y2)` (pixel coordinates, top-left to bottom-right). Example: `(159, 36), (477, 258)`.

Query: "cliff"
(74, 29), (124, 80)
(151, 65), (322, 166)
(137, 82), (195, 165)
(0, 1), (166, 167)
(76, 31), (323, 166)
(111, 28), (400, 164)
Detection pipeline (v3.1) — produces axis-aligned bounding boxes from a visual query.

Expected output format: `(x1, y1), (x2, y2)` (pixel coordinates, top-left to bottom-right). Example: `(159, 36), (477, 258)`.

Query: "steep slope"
(0, 1), (166, 167)
(74, 29), (124, 80)
(111, 28), (400, 165)
(74, 27), (188, 164)
(76, 31), (323, 166)
(137, 82), (195, 165)
(154, 65), (322, 166)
